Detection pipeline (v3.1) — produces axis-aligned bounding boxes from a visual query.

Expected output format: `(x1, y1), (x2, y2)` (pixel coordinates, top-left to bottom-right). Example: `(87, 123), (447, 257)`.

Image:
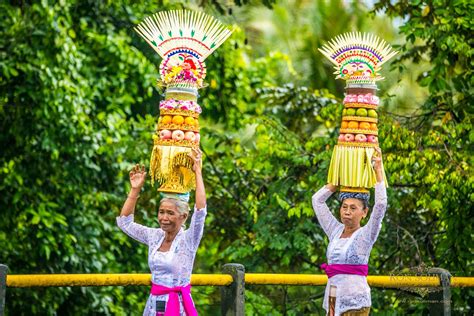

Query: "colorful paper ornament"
(135, 10), (232, 193)
(319, 32), (397, 193)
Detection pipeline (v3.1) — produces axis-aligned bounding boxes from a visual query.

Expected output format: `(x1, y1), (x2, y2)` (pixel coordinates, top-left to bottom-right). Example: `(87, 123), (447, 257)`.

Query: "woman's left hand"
(372, 147), (383, 171)
(189, 147), (202, 173)
(190, 147), (206, 209)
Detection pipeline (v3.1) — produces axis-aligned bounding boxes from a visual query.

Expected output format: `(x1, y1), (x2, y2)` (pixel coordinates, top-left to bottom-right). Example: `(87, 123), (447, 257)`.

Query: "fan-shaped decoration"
(135, 10), (233, 89)
(319, 32), (397, 86)
(135, 10), (232, 194)
(319, 32), (396, 195)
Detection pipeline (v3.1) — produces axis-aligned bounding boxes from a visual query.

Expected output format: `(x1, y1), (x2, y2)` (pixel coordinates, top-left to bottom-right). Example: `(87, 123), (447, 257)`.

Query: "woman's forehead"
(159, 201), (178, 211)
(342, 198), (363, 206)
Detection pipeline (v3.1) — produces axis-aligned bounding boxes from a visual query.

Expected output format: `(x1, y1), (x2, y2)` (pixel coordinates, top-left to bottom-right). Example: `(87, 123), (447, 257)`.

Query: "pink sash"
(320, 263), (368, 279)
(150, 283), (197, 316)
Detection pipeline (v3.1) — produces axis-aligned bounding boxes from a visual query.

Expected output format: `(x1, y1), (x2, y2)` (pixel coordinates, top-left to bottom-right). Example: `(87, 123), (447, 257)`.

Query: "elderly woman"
(117, 148), (205, 316)
(312, 147), (387, 316)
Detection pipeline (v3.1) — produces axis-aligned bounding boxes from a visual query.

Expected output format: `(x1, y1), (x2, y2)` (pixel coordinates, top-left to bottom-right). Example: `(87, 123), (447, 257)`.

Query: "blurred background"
(1, 0), (472, 314)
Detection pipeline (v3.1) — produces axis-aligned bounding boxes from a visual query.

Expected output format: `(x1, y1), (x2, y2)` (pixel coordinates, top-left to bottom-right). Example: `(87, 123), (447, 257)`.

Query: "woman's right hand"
(130, 164), (147, 189)
(372, 147), (383, 171)
(372, 147), (384, 182)
(189, 147), (202, 174)
(326, 183), (337, 192)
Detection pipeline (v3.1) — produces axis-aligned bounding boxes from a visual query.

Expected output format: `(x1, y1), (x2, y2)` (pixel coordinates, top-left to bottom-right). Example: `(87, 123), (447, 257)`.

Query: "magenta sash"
(320, 263), (368, 278)
(150, 283), (197, 316)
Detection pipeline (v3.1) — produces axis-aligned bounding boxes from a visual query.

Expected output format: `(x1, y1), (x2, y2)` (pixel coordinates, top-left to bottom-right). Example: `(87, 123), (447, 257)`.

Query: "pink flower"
(363, 94), (372, 104)
(348, 95), (357, 103)
(372, 96), (380, 105)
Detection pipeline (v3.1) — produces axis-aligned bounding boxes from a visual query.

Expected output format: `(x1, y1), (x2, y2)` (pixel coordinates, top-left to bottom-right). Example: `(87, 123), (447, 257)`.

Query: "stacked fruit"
(338, 93), (379, 145)
(156, 99), (201, 145)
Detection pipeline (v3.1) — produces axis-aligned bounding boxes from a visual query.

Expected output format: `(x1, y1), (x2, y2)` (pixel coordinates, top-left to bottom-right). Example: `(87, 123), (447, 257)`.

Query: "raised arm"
(312, 184), (343, 239)
(185, 205), (207, 251)
(365, 148), (388, 244)
(120, 164), (146, 217)
(116, 164), (157, 245)
(186, 148), (207, 250)
(191, 148), (206, 210)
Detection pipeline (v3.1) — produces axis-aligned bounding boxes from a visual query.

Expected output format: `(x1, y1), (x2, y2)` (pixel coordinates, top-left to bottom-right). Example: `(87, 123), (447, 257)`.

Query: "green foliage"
(1, 0), (472, 315)
(1, 0), (164, 314)
(374, 0), (473, 121)
(371, 1), (474, 313)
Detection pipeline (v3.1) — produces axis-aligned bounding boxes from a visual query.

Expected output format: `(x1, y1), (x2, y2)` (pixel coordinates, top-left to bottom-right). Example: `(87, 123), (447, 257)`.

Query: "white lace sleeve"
(312, 186), (343, 240)
(185, 206), (207, 251)
(365, 181), (388, 244)
(116, 214), (160, 245)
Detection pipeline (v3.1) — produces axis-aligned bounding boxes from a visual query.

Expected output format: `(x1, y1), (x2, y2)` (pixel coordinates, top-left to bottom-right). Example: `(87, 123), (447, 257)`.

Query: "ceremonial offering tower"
(319, 33), (397, 193)
(135, 10), (232, 193)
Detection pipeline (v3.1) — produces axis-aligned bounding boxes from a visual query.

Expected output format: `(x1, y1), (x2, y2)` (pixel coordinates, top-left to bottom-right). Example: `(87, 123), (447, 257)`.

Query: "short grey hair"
(160, 198), (190, 216)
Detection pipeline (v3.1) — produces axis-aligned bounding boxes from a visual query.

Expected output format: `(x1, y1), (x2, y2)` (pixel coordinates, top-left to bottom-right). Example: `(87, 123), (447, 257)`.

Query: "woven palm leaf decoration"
(319, 32), (397, 193)
(136, 10), (232, 193)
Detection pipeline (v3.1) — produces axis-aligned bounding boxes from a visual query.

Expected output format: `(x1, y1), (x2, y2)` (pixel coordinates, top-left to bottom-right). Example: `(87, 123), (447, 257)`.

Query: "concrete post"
(428, 268), (451, 316)
(221, 263), (245, 316)
(0, 264), (7, 316)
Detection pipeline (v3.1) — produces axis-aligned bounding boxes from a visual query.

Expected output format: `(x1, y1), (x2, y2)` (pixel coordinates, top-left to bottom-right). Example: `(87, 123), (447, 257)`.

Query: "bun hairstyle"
(339, 192), (370, 209)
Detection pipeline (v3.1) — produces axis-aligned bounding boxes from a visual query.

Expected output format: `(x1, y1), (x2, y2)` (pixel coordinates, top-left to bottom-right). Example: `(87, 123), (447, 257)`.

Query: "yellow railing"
(6, 274), (233, 287)
(6, 274), (473, 288)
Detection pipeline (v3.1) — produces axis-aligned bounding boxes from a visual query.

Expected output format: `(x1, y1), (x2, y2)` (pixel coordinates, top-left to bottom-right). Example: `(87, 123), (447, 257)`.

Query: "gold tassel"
(149, 145), (162, 187)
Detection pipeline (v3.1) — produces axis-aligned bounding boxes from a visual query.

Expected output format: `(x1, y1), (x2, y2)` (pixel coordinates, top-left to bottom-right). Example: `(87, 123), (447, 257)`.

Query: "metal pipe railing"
(1, 264), (473, 316)
(6, 273), (233, 287)
(6, 273), (472, 288)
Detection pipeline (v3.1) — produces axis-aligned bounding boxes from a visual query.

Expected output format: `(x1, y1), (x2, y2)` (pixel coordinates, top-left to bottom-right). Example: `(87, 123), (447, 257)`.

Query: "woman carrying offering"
(312, 148), (387, 316)
(117, 148), (205, 316)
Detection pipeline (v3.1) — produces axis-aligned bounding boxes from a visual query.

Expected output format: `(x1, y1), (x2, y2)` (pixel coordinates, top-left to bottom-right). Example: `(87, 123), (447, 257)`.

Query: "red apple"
(172, 130), (185, 141)
(195, 133), (200, 143)
(159, 129), (172, 140)
(338, 134), (345, 141)
(355, 134), (367, 142)
(367, 135), (378, 143)
(184, 131), (196, 141)
(344, 133), (355, 142)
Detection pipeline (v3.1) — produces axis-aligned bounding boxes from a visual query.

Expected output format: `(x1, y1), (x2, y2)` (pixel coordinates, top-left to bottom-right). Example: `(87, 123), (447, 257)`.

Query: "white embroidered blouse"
(312, 182), (387, 316)
(117, 206), (207, 316)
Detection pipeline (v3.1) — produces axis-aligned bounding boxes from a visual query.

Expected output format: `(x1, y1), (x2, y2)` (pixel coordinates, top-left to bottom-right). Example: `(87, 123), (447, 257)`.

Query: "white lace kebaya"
(312, 182), (387, 316)
(117, 206), (207, 316)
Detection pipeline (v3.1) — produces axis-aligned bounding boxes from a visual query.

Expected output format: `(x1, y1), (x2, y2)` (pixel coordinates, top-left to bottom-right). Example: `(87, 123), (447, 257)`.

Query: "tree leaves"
(1, 0), (472, 314)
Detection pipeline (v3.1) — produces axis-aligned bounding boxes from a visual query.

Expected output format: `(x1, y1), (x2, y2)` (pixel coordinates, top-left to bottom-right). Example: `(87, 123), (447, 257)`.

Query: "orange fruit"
(359, 122), (371, 130)
(161, 115), (172, 124)
(184, 116), (195, 126)
(370, 123), (378, 130)
(347, 121), (359, 129)
(172, 115), (184, 125)
(341, 121), (348, 129)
